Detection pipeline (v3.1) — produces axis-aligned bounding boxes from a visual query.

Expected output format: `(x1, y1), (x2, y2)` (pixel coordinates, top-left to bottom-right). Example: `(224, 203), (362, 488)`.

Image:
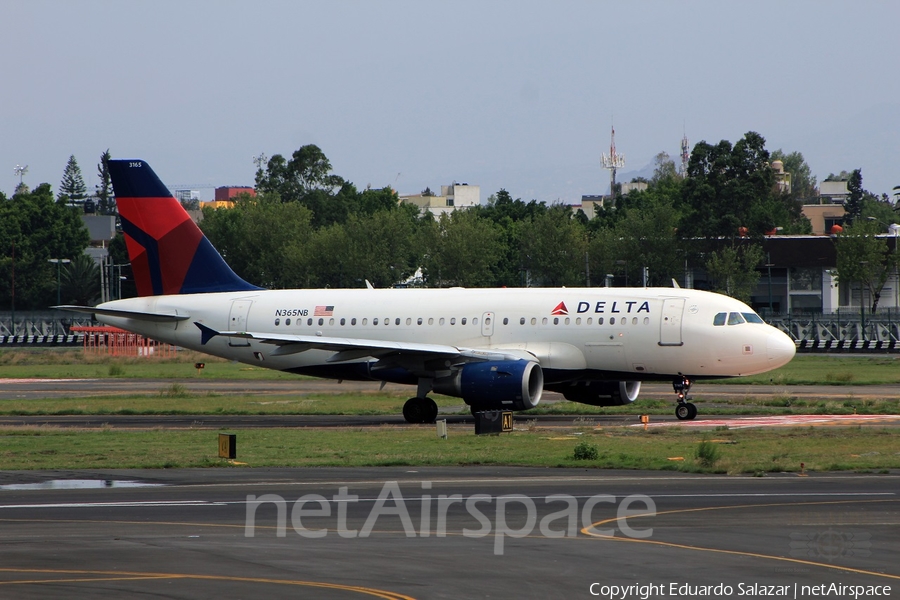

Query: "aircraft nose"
(766, 330), (796, 367)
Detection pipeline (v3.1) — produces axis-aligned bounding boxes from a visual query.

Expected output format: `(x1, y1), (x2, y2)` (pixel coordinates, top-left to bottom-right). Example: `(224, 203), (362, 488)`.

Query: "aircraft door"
(481, 312), (494, 337)
(659, 298), (685, 346)
(228, 300), (252, 347)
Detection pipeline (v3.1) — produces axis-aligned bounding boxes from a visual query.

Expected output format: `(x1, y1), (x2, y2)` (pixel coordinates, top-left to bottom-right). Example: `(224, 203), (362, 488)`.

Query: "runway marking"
(0, 500), (226, 509)
(633, 414), (900, 429)
(0, 378), (99, 383)
(0, 568), (416, 599)
(582, 498), (900, 581)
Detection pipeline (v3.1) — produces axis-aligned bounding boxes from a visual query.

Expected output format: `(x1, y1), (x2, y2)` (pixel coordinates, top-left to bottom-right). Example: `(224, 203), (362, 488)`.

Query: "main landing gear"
(403, 397), (438, 424)
(673, 376), (697, 421)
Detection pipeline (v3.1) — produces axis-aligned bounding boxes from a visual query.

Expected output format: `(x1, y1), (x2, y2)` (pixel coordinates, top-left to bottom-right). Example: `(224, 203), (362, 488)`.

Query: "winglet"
(194, 322), (219, 346)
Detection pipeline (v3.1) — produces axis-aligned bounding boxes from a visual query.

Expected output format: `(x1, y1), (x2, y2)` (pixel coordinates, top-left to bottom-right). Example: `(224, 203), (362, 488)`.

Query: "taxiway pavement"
(0, 467), (897, 599)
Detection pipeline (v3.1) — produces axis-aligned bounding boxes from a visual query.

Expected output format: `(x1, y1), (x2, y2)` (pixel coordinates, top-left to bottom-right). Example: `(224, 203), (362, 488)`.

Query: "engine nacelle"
(433, 360), (543, 411)
(561, 381), (641, 406)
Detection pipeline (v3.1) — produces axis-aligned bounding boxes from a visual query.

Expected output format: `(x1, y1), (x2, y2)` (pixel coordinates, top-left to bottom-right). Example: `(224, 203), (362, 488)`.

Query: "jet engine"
(434, 360), (543, 411)
(559, 380), (641, 406)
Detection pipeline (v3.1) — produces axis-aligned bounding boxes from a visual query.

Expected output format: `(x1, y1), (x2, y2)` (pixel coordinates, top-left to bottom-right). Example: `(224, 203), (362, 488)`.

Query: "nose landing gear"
(673, 376), (697, 420)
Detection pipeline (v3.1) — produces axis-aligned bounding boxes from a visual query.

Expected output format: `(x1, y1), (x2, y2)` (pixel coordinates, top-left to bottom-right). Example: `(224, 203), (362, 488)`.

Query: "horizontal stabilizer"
(54, 305), (191, 322)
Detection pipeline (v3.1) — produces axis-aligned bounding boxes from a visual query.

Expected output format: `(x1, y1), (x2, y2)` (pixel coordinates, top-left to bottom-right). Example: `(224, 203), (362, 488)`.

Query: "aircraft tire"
(686, 402), (698, 420)
(675, 403), (691, 420)
(403, 397), (437, 424)
(423, 397), (438, 423)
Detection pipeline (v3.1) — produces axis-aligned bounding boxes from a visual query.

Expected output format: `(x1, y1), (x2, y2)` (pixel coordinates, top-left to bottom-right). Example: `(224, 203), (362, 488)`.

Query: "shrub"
(696, 440), (721, 467)
(573, 440), (599, 461)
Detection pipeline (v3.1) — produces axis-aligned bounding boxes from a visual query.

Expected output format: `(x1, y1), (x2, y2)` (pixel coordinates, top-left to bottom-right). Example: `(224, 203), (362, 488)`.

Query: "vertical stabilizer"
(107, 160), (261, 296)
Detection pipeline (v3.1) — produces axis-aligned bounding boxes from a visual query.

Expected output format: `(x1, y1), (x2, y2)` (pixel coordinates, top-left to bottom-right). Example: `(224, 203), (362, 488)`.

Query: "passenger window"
(531, 318), (537, 325)
(632, 317), (637, 325)
(340, 318), (345, 326)
(417, 318), (422, 325)
(576, 317), (581, 325)
(503, 317), (508, 325)
(713, 313), (726, 326)
(396, 318), (401, 325)
(439, 318), (445, 325)
(428, 318), (434, 325)
(318, 318), (324, 326)
(461, 317), (467, 325)
(553, 317), (559, 325)
(450, 318), (456, 325)
(373, 318), (379, 325)
(329, 318), (335, 326)
(610, 317), (616, 325)
(542, 318), (548, 325)
(351, 318), (357, 326)
(587, 317), (593, 325)
(285, 318), (291, 326)
(384, 318), (389, 326)
(274, 318), (280, 326)
(406, 318), (411, 325)
(742, 312), (765, 324)
(362, 318), (368, 326)
(727, 312), (746, 325)
(598, 317), (604, 325)
(307, 318), (313, 326)
(520, 317), (525, 325)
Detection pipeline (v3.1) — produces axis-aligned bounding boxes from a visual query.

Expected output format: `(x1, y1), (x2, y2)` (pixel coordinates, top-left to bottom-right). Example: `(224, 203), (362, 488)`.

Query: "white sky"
(3, 0), (898, 202)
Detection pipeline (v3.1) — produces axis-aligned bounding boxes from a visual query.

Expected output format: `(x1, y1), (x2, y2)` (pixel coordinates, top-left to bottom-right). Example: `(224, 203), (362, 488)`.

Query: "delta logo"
(551, 302), (568, 315)
(551, 300), (651, 315)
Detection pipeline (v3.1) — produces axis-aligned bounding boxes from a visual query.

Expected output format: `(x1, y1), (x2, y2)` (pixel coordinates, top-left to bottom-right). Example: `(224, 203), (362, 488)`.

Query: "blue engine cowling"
(433, 360), (543, 411)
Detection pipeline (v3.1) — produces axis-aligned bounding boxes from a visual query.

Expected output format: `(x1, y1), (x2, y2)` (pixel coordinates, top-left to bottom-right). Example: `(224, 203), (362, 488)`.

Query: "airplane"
(60, 159), (796, 423)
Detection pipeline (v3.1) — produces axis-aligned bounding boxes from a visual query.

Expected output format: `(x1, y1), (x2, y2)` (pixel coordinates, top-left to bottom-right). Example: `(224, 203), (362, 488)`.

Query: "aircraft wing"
(194, 322), (533, 364)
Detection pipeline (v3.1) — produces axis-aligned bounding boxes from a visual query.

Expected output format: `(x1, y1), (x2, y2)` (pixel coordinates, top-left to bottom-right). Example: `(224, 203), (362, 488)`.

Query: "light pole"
(765, 253), (775, 315)
(48, 258), (71, 305)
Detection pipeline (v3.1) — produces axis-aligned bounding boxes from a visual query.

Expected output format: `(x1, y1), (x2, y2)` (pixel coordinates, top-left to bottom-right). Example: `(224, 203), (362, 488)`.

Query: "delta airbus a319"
(60, 160), (796, 423)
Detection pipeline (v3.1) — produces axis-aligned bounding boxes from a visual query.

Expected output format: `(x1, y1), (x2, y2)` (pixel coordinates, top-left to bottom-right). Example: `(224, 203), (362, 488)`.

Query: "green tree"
(651, 151), (678, 185)
(844, 169), (865, 225)
(0, 183), (90, 309)
(254, 145), (359, 228)
(200, 193), (315, 288)
(418, 209), (503, 287)
(770, 149), (817, 200)
(60, 254), (101, 305)
(833, 219), (900, 312)
(95, 149), (114, 215)
(680, 132), (809, 240)
(59, 155), (87, 203)
(519, 206), (587, 287)
(704, 244), (764, 302)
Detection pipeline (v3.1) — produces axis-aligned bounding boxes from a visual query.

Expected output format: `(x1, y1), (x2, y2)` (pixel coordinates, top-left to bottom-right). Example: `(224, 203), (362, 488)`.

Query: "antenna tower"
(600, 126), (625, 195)
(680, 131), (690, 177)
(14, 164), (28, 184)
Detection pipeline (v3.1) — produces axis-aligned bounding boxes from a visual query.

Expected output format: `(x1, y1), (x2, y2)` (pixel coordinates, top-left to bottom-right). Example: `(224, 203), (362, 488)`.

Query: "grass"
(0, 424), (897, 473)
(4, 350), (900, 385)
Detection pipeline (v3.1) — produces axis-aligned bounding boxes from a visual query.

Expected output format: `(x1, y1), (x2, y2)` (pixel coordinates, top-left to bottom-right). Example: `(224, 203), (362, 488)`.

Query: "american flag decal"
(314, 305), (334, 316)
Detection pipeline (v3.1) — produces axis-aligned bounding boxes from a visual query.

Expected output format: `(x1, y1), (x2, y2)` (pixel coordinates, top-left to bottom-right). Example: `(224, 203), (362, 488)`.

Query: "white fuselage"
(95, 286), (796, 383)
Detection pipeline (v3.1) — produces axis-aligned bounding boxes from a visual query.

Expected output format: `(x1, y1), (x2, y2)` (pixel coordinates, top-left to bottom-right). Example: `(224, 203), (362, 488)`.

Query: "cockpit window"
(727, 312), (746, 325)
(713, 312), (726, 326)
(742, 312), (765, 324)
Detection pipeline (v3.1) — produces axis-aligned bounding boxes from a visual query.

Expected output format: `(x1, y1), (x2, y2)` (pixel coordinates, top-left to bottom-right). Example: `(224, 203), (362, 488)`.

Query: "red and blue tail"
(108, 159), (261, 296)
